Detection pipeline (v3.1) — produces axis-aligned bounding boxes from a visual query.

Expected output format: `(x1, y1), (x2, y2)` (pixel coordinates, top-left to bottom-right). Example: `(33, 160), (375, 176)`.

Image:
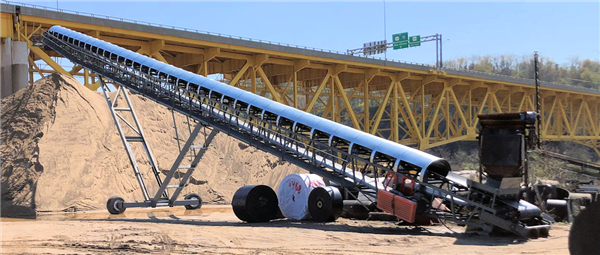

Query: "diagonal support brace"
(168, 128), (219, 205)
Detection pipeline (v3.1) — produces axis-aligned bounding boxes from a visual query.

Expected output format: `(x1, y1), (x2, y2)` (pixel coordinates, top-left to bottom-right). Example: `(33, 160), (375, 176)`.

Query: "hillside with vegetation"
(436, 54), (600, 183)
(444, 54), (600, 89)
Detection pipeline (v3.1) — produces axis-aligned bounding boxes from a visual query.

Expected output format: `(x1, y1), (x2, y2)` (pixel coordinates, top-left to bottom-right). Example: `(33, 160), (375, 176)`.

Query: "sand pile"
(1, 73), (302, 216)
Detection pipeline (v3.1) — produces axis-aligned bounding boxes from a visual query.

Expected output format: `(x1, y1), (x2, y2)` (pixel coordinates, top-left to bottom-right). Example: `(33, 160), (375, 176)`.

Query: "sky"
(8, 1), (600, 66)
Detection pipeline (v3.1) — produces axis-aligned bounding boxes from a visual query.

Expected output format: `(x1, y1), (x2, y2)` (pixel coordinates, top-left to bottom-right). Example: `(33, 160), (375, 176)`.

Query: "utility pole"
(534, 51), (541, 149)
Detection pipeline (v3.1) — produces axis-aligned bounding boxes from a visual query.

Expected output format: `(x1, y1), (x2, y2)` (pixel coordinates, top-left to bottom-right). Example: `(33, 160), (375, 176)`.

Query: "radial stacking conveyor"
(41, 25), (551, 238)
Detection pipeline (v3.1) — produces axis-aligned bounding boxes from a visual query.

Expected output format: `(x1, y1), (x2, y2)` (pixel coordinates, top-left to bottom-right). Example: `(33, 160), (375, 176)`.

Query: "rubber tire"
(569, 201), (600, 255)
(184, 193), (202, 210)
(106, 196), (126, 215)
(308, 186), (343, 222)
(232, 185), (278, 223)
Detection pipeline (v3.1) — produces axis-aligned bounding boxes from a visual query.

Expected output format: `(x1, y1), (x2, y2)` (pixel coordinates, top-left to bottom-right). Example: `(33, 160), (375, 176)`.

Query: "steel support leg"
(150, 122), (201, 205)
(99, 76), (167, 201)
(169, 128), (219, 205)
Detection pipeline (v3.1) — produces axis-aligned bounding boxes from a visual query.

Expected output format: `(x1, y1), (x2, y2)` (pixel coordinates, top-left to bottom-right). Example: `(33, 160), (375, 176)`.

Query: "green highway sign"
(393, 41), (408, 50)
(409, 35), (421, 47)
(393, 32), (408, 43)
(392, 32), (409, 50)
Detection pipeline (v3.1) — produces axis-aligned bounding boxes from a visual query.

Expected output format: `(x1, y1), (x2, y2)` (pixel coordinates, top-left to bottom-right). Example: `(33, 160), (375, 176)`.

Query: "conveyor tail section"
(376, 189), (417, 223)
(42, 25), (550, 238)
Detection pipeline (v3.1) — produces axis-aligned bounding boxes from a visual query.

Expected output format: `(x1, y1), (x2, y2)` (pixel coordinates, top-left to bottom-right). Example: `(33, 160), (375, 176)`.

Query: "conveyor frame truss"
(42, 31), (550, 237)
(99, 77), (216, 208)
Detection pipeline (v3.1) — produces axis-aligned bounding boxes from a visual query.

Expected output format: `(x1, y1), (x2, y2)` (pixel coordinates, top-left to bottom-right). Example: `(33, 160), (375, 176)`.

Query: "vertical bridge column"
(1, 38), (28, 98)
(1, 38), (12, 98)
(11, 40), (28, 94)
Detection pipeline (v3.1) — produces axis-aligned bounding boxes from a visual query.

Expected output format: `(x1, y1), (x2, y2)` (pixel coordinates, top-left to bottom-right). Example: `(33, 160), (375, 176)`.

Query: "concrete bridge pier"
(11, 40), (28, 95)
(1, 38), (12, 99)
(1, 38), (29, 99)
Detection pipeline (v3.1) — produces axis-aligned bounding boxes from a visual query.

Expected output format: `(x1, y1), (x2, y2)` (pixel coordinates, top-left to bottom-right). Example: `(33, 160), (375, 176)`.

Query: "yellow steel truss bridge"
(1, 2), (599, 156)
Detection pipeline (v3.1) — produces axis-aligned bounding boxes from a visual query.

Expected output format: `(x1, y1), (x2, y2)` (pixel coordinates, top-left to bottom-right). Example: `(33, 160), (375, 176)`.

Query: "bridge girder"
(2, 9), (599, 156)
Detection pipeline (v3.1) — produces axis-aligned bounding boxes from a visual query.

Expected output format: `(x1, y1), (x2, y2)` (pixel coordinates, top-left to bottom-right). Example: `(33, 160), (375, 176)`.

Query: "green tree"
(444, 54), (600, 89)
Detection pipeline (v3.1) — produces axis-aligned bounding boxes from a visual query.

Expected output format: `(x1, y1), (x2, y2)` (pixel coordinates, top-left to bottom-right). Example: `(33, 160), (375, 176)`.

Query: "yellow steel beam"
(572, 100), (584, 137)
(294, 59), (310, 71)
(397, 79), (422, 141)
(423, 75), (439, 86)
(197, 47), (220, 76)
(228, 62), (250, 86)
(472, 90), (490, 128)
(173, 54), (203, 67)
(136, 39), (168, 62)
(256, 66), (281, 103)
(425, 91), (446, 140)
(333, 75), (359, 128)
(83, 69), (90, 86)
(558, 99), (573, 136)
(26, 24), (42, 39)
(69, 65), (83, 75)
(333, 64), (347, 75)
(448, 88), (470, 135)
(1, 13), (14, 38)
(254, 54), (269, 67)
(329, 77), (335, 121)
(363, 79), (370, 133)
(28, 56), (45, 78)
(267, 58), (293, 66)
(86, 80), (102, 91)
(293, 59), (311, 108)
(583, 102), (598, 135)
(366, 68), (381, 83)
(543, 96), (557, 135)
(85, 30), (100, 37)
(370, 81), (394, 135)
(392, 80), (399, 142)
(29, 46), (71, 76)
(305, 72), (331, 113)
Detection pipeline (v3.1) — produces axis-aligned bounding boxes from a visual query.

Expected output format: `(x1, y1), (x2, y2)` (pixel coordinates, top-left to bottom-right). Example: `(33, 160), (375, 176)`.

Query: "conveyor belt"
(41, 25), (551, 238)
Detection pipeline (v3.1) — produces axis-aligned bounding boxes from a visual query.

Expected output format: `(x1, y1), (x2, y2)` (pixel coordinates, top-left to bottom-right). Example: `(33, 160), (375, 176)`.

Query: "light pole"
(383, 0), (387, 60)
(440, 38), (449, 69)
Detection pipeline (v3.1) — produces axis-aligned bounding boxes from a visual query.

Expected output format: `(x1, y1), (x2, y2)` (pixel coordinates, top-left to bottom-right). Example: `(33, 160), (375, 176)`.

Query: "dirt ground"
(1, 205), (571, 255)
